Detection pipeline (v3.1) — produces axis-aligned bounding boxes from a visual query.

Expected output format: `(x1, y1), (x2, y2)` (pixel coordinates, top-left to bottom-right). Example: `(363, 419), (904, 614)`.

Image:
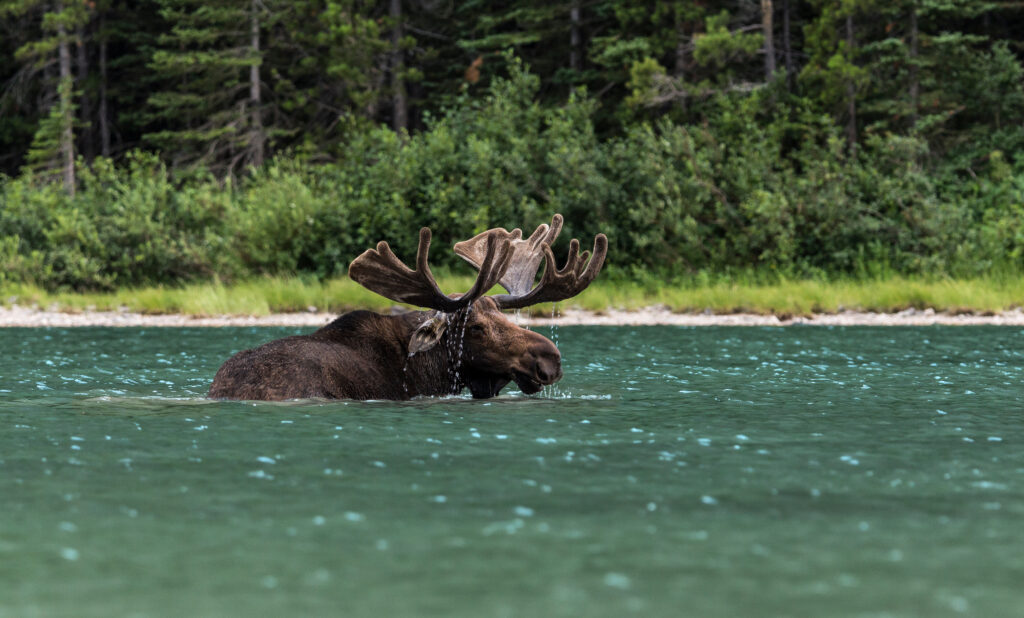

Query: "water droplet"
(603, 572), (631, 590)
(948, 596), (969, 613)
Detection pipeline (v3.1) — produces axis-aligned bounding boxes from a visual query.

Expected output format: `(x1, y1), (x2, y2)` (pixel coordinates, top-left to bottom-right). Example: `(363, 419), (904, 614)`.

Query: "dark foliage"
(3, 1), (1024, 287)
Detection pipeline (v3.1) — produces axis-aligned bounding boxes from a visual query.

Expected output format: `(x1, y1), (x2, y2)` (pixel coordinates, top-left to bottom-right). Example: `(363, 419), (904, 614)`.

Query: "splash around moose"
(207, 215), (608, 401)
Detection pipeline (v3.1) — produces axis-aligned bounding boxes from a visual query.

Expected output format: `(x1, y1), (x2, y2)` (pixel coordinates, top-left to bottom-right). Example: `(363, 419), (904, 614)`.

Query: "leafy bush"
(3, 57), (1024, 292)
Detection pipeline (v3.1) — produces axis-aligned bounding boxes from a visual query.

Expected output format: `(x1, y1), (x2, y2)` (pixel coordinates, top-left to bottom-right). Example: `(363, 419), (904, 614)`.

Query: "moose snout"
(535, 357), (562, 383)
(530, 346), (562, 384)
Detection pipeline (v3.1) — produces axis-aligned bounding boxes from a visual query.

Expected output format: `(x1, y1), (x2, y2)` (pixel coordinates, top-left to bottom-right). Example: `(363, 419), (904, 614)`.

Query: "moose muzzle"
(512, 340), (562, 395)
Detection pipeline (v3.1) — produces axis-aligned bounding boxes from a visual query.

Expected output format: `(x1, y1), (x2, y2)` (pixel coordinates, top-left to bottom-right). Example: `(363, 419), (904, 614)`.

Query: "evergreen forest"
(3, 0), (1024, 292)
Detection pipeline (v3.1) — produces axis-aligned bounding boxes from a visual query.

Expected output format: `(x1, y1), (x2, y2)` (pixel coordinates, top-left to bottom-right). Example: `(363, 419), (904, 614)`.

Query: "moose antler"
(348, 227), (513, 312)
(454, 214), (564, 296)
(490, 232), (608, 310)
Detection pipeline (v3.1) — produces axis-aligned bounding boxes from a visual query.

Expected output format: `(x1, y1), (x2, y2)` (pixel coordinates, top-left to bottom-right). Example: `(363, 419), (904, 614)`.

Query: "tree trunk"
(761, 0), (776, 80)
(99, 13), (110, 158)
(250, 0), (264, 167)
(782, 0), (794, 90)
(390, 0), (407, 132)
(845, 14), (857, 152)
(674, 20), (688, 78)
(76, 23), (94, 162)
(57, 1), (75, 195)
(908, 4), (918, 129)
(570, 2), (581, 72)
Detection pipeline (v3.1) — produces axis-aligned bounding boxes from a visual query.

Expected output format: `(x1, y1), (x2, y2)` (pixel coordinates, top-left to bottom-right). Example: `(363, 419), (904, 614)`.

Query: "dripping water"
(549, 302), (560, 348)
(444, 313), (456, 393)
(546, 302), (561, 397)
(401, 354), (412, 398)
(456, 303), (472, 373)
(446, 304), (473, 395)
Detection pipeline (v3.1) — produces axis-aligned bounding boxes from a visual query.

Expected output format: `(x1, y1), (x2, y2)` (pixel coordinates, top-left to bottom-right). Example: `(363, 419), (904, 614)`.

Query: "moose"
(207, 215), (607, 401)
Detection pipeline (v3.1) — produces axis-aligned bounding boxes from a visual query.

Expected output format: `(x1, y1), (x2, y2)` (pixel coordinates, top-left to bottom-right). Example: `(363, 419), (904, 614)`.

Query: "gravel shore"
(3, 304), (1024, 327)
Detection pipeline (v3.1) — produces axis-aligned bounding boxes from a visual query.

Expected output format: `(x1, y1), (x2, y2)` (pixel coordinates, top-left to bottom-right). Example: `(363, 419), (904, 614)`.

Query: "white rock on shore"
(2, 303), (1024, 327)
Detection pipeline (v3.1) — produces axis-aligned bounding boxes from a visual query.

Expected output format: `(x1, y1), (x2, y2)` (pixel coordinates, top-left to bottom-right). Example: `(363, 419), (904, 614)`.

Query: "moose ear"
(409, 315), (447, 355)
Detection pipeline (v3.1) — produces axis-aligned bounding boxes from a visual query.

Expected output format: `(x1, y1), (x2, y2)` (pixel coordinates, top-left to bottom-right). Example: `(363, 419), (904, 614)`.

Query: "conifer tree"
(800, 0), (873, 152)
(621, 5), (766, 115)
(858, 0), (1024, 160)
(458, 0), (602, 93)
(268, 0), (392, 141)
(145, 0), (268, 175)
(0, 0), (88, 193)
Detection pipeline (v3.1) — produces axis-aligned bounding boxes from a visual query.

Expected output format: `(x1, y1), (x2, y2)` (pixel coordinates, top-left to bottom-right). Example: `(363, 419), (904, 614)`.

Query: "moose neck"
(397, 310), (472, 399)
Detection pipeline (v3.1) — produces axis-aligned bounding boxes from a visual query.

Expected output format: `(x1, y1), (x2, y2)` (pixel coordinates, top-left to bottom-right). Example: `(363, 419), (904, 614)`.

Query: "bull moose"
(207, 215), (607, 401)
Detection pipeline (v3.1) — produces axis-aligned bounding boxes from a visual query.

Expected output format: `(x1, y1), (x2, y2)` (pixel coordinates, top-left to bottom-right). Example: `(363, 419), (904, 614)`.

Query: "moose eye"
(468, 324), (485, 335)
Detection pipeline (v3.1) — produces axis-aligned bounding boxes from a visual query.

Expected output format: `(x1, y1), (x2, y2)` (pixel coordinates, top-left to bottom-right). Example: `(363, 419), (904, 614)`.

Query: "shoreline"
(3, 304), (1024, 327)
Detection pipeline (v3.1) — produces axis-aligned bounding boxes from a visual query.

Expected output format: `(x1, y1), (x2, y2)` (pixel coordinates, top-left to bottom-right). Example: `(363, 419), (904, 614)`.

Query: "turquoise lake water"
(1, 325), (1023, 617)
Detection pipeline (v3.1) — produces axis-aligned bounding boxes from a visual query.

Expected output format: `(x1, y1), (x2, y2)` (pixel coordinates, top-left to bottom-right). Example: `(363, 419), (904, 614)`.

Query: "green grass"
(577, 277), (1024, 315)
(2, 275), (1024, 316)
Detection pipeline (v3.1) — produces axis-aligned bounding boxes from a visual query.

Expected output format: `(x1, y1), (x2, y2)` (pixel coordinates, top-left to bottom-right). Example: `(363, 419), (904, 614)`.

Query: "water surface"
(1, 326), (1022, 617)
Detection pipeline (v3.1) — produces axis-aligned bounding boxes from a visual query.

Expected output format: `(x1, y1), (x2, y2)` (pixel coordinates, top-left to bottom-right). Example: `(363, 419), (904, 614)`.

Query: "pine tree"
(458, 0), (605, 95)
(856, 0), (1024, 160)
(268, 0), (391, 143)
(800, 0), (874, 152)
(0, 0), (88, 192)
(620, 4), (767, 116)
(588, 0), (706, 95)
(0, 7), (37, 174)
(144, 0), (268, 175)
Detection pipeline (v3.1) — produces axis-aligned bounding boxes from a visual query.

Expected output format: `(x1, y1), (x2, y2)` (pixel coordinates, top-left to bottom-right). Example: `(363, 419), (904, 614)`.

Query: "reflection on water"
(1, 326), (1023, 617)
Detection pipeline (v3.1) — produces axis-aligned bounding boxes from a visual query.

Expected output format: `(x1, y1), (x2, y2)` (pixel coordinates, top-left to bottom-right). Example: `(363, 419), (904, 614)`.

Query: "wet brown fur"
(208, 298), (561, 401)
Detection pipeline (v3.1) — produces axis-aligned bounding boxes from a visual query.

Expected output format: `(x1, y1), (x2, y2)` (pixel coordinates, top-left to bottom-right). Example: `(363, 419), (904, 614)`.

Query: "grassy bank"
(3, 275), (1024, 317)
